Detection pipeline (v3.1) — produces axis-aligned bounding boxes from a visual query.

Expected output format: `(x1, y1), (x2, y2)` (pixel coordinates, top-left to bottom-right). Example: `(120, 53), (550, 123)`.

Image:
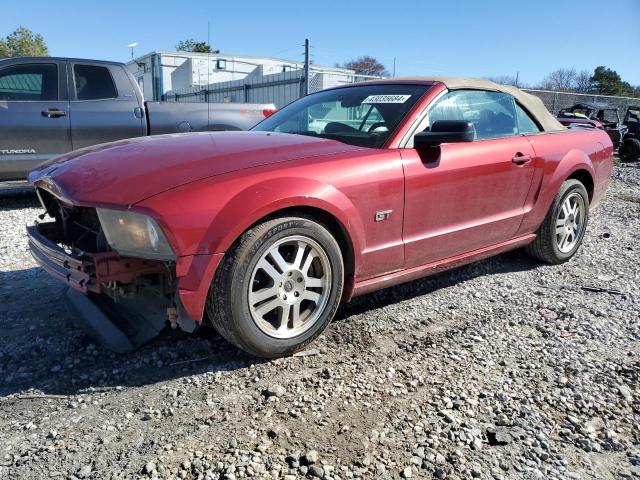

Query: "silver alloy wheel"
(555, 192), (586, 253)
(248, 235), (332, 339)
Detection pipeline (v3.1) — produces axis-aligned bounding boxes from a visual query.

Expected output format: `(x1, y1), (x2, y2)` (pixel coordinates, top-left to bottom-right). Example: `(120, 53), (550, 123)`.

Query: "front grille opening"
(37, 188), (109, 255)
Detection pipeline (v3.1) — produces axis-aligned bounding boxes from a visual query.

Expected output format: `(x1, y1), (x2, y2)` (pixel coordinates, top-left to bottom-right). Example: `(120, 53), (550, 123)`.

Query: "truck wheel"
(620, 137), (640, 162)
(525, 179), (589, 264)
(207, 215), (344, 358)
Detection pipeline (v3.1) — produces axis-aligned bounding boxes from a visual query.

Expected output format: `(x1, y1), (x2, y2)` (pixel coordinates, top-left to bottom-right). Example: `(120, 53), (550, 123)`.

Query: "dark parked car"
(620, 106), (640, 162)
(557, 102), (627, 149)
(0, 57), (275, 187)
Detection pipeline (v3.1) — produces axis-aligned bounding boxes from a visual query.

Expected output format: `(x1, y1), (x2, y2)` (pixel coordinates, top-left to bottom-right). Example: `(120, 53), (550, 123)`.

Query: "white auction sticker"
(362, 94), (411, 104)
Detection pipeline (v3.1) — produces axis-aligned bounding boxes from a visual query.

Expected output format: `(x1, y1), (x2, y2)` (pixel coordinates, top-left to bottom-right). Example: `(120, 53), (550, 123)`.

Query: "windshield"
(252, 84), (430, 148)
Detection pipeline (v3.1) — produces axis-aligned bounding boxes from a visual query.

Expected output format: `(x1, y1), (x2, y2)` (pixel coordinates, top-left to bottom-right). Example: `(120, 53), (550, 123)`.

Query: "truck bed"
(146, 102), (275, 134)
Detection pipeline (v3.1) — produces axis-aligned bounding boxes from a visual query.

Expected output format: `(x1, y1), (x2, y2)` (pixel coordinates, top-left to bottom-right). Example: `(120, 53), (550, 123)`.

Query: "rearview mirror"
(414, 120), (475, 148)
(340, 94), (366, 108)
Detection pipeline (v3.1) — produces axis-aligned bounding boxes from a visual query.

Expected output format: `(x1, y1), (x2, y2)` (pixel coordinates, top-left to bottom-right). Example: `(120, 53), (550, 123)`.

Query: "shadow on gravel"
(0, 266), (266, 397)
(0, 251), (540, 398)
(0, 189), (39, 210)
(337, 249), (540, 320)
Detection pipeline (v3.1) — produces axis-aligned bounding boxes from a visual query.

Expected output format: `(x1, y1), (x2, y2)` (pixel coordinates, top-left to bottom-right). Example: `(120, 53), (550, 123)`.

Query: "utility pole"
(206, 21), (211, 106)
(304, 38), (310, 96)
(393, 57), (396, 78)
(127, 42), (138, 60)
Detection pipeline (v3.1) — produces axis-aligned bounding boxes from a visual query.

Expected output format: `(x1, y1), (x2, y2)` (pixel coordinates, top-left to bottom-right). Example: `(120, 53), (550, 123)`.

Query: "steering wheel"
(367, 122), (388, 133)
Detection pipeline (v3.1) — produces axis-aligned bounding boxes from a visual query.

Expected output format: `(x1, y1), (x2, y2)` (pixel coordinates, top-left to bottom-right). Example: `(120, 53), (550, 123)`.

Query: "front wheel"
(525, 179), (590, 264)
(207, 215), (344, 358)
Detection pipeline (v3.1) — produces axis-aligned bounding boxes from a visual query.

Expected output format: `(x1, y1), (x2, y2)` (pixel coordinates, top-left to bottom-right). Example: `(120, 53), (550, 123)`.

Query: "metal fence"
(165, 72), (640, 117)
(522, 89), (639, 118)
(164, 69), (381, 108)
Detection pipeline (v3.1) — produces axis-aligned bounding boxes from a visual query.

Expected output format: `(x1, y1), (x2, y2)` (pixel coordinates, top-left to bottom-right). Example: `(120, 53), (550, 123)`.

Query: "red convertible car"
(27, 77), (614, 357)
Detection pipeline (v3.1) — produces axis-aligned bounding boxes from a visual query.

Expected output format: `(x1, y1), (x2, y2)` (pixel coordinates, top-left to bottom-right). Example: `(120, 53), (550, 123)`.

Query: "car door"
(68, 62), (144, 149)
(0, 60), (71, 180)
(400, 89), (537, 267)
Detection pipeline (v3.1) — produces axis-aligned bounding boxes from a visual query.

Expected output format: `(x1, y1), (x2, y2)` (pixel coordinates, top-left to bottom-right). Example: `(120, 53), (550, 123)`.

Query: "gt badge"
(375, 210), (392, 222)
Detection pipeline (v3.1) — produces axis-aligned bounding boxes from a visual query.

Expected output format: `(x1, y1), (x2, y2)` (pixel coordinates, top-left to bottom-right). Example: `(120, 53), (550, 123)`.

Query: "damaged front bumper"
(27, 222), (196, 352)
(27, 223), (165, 293)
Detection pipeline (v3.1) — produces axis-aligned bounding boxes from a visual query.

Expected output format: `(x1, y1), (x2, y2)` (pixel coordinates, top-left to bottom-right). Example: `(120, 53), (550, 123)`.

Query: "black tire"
(620, 137), (640, 162)
(525, 179), (590, 264)
(207, 215), (344, 358)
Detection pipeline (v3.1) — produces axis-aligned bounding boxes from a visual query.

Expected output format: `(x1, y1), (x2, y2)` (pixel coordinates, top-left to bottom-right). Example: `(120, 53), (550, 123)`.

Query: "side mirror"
(414, 120), (475, 148)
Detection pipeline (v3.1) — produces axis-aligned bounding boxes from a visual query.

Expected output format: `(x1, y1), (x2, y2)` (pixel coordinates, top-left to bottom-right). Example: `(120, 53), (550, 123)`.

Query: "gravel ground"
(0, 164), (638, 480)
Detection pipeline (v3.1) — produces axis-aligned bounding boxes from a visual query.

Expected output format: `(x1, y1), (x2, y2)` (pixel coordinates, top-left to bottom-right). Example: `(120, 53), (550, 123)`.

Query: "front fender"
(200, 176), (366, 258)
(137, 148), (406, 321)
(138, 173), (367, 321)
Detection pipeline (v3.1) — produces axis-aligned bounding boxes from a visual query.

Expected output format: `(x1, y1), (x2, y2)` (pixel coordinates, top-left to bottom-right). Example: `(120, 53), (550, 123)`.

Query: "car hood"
(29, 131), (362, 207)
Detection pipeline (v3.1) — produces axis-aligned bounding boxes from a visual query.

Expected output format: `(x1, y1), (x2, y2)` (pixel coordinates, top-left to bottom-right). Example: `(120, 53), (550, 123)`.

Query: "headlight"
(96, 208), (175, 260)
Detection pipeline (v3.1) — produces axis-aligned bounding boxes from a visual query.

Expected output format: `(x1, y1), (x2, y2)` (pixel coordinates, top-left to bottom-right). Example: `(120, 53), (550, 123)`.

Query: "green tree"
(175, 39), (219, 54)
(590, 66), (633, 96)
(0, 27), (48, 58)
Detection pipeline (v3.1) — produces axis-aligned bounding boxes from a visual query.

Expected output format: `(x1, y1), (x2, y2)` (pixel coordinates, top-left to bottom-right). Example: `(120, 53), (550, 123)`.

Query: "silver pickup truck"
(0, 57), (275, 186)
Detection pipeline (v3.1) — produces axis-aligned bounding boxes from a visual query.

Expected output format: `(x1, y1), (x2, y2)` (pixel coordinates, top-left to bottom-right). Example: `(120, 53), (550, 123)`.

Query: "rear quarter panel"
(516, 128), (613, 236)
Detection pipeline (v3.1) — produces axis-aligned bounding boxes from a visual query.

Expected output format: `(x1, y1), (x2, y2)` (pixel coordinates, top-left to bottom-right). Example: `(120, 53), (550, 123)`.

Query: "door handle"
(512, 153), (532, 165)
(42, 108), (67, 118)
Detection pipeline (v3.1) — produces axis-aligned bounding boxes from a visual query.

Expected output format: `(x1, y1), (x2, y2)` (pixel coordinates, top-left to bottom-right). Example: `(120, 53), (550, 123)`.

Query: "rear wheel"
(620, 137), (640, 162)
(525, 179), (589, 264)
(207, 215), (344, 358)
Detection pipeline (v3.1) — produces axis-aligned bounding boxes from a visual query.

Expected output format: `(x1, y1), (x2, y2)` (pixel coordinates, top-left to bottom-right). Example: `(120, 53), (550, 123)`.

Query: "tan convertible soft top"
(377, 76), (566, 132)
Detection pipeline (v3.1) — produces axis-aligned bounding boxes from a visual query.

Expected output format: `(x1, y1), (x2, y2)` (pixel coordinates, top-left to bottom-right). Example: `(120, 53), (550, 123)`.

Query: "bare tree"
(339, 56), (388, 77)
(573, 70), (592, 93)
(541, 68), (577, 92)
(487, 75), (520, 87)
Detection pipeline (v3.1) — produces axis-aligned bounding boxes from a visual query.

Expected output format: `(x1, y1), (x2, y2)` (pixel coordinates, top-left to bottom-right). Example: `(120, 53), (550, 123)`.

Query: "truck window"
(73, 64), (117, 100)
(427, 90), (518, 140)
(0, 63), (57, 101)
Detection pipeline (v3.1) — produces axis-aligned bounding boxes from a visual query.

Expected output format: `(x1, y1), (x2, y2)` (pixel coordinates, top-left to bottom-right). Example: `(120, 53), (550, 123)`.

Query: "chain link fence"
(165, 72), (640, 117)
(522, 89), (638, 118)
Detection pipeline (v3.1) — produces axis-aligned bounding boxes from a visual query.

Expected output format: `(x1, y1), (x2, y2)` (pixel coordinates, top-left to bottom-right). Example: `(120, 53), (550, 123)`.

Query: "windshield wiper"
(284, 131), (321, 137)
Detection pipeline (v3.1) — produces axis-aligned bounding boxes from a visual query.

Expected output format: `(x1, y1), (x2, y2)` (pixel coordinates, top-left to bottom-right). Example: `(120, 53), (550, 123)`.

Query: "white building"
(127, 51), (355, 101)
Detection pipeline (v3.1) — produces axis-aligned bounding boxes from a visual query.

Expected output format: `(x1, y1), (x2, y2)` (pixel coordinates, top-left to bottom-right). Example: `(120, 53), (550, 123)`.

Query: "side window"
(427, 90), (518, 140)
(626, 109), (639, 125)
(73, 64), (117, 100)
(0, 63), (57, 101)
(599, 110), (619, 123)
(515, 103), (541, 134)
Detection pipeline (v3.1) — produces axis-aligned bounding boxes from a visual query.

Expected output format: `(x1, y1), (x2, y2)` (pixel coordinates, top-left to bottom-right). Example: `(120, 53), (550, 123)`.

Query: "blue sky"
(3, 0), (640, 85)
